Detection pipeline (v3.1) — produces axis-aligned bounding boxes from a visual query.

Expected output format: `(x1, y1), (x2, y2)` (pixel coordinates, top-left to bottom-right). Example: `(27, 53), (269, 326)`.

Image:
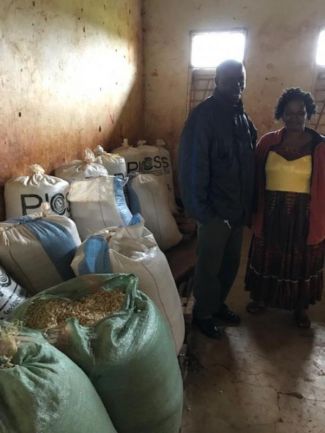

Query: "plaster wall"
(143, 0), (325, 154)
(0, 0), (143, 185)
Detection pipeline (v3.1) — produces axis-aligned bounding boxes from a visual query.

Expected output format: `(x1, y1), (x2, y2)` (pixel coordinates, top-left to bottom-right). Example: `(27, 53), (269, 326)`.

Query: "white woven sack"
(0, 210), (81, 294)
(136, 140), (177, 213)
(113, 140), (177, 212)
(71, 221), (185, 354)
(55, 149), (108, 183)
(68, 176), (135, 240)
(94, 145), (127, 179)
(112, 139), (143, 174)
(5, 165), (69, 219)
(0, 265), (26, 319)
(127, 174), (182, 251)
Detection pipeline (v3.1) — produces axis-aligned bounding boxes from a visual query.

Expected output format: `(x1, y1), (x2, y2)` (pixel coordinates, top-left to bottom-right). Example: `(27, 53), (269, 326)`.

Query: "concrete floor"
(182, 230), (325, 433)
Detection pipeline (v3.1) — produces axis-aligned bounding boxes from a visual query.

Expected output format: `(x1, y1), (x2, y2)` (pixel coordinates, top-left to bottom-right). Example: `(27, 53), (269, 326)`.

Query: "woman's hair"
(275, 87), (316, 120)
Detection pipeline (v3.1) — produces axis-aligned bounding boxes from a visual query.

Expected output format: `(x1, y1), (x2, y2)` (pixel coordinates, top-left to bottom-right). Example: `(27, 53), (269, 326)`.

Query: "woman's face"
(282, 99), (307, 132)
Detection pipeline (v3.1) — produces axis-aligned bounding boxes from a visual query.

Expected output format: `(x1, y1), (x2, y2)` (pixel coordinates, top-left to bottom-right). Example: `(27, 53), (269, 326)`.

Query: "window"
(310, 71), (325, 134)
(311, 30), (325, 133)
(316, 29), (325, 66)
(188, 30), (246, 112)
(191, 31), (246, 68)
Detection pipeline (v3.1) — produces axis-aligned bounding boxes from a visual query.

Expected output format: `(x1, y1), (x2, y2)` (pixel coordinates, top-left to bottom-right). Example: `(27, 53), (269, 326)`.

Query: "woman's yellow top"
(265, 151), (312, 193)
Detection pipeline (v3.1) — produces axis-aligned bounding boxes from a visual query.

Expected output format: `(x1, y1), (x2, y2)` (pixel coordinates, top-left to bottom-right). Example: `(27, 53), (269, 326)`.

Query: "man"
(178, 60), (256, 339)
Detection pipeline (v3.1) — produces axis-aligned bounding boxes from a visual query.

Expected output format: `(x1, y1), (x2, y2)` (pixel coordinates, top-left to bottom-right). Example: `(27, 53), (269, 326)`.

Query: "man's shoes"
(246, 301), (266, 315)
(214, 304), (241, 325)
(293, 310), (311, 329)
(192, 316), (225, 339)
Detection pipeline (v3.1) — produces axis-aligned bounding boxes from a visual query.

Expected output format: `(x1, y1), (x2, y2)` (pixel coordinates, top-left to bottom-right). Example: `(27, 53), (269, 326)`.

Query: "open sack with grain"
(0, 322), (117, 433)
(11, 273), (183, 433)
(71, 218), (185, 354)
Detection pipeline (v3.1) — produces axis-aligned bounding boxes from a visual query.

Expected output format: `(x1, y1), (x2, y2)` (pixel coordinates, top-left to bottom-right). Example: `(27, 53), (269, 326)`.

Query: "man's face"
(215, 64), (246, 105)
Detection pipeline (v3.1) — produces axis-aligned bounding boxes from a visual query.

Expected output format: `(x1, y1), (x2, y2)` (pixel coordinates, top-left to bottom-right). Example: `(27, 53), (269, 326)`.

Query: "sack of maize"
(0, 321), (117, 433)
(12, 273), (183, 433)
(71, 219), (185, 353)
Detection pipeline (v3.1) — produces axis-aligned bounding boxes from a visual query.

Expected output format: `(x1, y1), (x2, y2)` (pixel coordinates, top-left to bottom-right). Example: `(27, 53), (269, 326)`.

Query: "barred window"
(310, 71), (325, 134)
(316, 29), (325, 66)
(188, 30), (246, 113)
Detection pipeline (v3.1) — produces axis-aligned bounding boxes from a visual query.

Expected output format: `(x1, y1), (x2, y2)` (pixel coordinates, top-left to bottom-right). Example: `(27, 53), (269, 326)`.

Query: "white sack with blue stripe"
(0, 213), (81, 295)
(71, 219), (185, 354)
(5, 164), (69, 219)
(68, 176), (138, 240)
(127, 174), (182, 251)
(0, 265), (26, 319)
(55, 149), (108, 183)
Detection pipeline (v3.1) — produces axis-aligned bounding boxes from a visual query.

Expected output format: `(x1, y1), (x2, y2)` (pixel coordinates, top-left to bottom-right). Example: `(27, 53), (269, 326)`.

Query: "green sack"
(0, 322), (117, 433)
(12, 274), (184, 433)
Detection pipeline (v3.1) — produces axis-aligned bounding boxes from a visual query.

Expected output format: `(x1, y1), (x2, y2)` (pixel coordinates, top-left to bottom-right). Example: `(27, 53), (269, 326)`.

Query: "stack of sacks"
(5, 164), (69, 218)
(112, 138), (142, 174)
(94, 145), (127, 180)
(0, 265), (26, 319)
(0, 322), (117, 433)
(127, 173), (182, 251)
(136, 139), (178, 213)
(68, 175), (141, 240)
(0, 208), (81, 294)
(71, 219), (185, 353)
(12, 274), (183, 433)
(55, 149), (108, 182)
(113, 139), (178, 213)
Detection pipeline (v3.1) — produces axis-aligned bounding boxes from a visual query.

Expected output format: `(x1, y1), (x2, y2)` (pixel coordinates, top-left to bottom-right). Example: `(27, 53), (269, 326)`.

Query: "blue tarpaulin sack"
(0, 213), (81, 294)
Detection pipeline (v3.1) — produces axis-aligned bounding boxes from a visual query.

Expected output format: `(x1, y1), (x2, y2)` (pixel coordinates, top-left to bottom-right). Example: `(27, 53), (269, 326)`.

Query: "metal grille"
(310, 71), (325, 134)
(188, 68), (215, 113)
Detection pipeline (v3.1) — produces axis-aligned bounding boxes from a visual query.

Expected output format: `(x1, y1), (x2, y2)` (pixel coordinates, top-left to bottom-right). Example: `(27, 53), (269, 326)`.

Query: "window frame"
(315, 28), (325, 68)
(186, 28), (247, 115)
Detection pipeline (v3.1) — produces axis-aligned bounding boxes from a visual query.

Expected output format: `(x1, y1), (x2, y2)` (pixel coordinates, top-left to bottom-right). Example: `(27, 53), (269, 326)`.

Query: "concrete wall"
(0, 0), (143, 186)
(143, 0), (325, 155)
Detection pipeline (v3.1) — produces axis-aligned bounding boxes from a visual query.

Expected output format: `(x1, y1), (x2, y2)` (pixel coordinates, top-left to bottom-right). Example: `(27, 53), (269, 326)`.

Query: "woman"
(245, 88), (325, 328)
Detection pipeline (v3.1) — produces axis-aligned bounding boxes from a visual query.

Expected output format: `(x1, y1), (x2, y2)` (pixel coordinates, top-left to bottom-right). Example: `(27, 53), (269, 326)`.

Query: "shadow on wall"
(0, 0), (143, 199)
(52, 0), (144, 148)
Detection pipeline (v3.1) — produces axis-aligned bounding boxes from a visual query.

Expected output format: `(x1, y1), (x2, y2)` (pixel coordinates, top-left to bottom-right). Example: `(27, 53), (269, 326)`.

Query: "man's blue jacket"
(178, 90), (257, 225)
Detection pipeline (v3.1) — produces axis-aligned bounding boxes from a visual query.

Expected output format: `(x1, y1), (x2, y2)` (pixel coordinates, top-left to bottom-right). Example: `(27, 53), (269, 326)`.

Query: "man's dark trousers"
(194, 216), (243, 318)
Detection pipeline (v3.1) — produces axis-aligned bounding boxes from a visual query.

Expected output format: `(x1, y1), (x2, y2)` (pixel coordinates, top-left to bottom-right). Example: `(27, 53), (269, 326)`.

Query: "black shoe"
(192, 316), (225, 339)
(214, 305), (241, 325)
(246, 301), (266, 315)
